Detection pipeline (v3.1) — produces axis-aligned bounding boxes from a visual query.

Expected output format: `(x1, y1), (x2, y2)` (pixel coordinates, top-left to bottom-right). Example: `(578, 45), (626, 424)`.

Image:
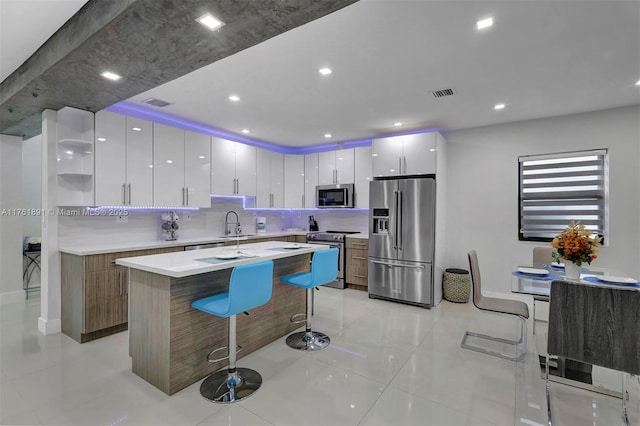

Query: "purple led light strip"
(107, 101), (442, 154)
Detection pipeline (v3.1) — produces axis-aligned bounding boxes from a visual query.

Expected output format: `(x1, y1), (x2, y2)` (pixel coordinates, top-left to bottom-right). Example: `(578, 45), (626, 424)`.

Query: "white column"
(0, 134), (24, 295)
(39, 109), (61, 335)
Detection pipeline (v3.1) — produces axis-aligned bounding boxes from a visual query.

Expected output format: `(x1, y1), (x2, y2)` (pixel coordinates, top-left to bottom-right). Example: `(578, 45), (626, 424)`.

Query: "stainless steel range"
(305, 230), (360, 289)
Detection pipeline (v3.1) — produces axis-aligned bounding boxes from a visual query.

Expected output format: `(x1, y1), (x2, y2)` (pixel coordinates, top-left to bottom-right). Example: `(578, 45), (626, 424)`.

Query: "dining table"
(510, 262), (640, 398)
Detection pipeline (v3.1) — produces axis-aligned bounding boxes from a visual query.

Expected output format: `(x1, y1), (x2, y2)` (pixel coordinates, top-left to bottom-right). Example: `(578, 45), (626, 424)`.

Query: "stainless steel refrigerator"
(368, 176), (436, 308)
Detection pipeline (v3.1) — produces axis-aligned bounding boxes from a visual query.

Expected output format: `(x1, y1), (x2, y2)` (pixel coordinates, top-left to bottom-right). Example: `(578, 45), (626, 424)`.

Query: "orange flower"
(551, 220), (602, 266)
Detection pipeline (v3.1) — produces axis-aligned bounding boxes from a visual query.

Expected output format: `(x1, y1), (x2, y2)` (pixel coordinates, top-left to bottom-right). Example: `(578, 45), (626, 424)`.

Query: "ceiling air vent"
(431, 88), (455, 98)
(143, 98), (171, 107)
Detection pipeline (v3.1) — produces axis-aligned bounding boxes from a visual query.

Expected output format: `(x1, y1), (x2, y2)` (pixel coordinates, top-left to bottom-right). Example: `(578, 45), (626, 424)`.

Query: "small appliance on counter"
(256, 216), (267, 233)
(161, 211), (179, 241)
(308, 215), (319, 232)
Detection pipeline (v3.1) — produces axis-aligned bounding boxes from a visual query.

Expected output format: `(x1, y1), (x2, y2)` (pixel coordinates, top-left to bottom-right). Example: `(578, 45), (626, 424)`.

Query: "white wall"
(443, 105), (640, 294)
(0, 134), (24, 294)
(22, 135), (42, 239)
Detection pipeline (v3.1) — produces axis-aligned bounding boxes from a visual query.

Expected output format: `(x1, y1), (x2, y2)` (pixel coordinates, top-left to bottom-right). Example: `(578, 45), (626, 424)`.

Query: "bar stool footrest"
(207, 345), (242, 363)
(289, 313), (306, 324)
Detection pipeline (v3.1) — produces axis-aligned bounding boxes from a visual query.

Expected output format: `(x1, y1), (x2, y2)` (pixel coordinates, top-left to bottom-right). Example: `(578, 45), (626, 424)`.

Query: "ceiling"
(0, 0), (89, 82)
(2, 0), (639, 148)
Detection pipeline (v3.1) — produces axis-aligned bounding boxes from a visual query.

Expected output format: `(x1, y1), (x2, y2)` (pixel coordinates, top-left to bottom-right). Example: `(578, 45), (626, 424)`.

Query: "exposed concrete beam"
(0, 0), (358, 138)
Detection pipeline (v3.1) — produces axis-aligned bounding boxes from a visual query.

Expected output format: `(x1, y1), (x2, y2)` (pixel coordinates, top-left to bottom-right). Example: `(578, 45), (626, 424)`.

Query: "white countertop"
(346, 233), (368, 239)
(58, 231), (307, 256)
(116, 241), (329, 278)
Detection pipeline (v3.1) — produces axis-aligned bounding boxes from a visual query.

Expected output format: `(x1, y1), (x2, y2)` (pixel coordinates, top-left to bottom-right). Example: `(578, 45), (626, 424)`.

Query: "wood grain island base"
(119, 241), (327, 395)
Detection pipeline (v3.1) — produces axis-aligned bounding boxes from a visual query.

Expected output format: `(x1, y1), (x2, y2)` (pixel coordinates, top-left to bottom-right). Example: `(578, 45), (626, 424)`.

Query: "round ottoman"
(443, 268), (470, 303)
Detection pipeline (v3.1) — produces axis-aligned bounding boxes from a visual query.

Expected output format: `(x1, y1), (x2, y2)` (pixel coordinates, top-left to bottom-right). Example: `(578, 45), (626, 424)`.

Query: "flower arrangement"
(551, 220), (602, 266)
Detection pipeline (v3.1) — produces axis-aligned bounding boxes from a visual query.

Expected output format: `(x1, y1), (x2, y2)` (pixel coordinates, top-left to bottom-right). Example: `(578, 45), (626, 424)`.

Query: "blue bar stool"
(280, 248), (339, 351)
(191, 260), (274, 403)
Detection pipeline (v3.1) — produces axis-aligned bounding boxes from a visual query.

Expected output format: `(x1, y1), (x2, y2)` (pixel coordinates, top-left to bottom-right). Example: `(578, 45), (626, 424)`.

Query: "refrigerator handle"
(394, 191), (399, 249)
(370, 259), (425, 269)
(398, 191), (403, 251)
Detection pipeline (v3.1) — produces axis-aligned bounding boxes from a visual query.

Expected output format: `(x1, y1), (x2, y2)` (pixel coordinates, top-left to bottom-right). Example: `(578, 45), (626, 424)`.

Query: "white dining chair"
(461, 250), (530, 362)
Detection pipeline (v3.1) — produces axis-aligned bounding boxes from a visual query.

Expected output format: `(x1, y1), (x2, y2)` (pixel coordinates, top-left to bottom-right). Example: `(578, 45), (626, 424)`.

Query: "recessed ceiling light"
(636, 79), (640, 86)
(494, 103), (506, 110)
(393, 122), (402, 127)
(319, 68), (332, 76)
(477, 16), (494, 30)
(132, 127), (142, 131)
(166, 160), (173, 164)
(196, 12), (225, 31)
(324, 133), (332, 138)
(97, 137), (106, 142)
(199, 156), (205, 159)
(100, 71), (121, 81)
(429, 148), (436, 152)
(241, 129), (250, 134)
(228, 95), (240, 102)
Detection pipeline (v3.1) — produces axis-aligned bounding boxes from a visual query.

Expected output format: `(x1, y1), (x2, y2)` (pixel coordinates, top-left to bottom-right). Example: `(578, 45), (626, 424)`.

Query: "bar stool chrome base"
(286, 330), (330, 351)
(200, 368), (262, 403)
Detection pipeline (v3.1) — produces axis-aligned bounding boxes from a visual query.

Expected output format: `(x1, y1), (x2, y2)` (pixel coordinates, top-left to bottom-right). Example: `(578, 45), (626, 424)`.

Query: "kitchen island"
(116, 241), (328, 395)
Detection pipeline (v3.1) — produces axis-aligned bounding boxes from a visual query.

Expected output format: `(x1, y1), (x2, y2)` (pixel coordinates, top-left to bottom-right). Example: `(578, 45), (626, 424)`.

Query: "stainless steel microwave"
(316, 184), (355, 208)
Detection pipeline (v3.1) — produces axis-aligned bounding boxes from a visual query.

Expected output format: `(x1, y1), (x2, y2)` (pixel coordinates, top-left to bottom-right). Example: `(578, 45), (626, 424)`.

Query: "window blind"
(518, 149), (608, 242)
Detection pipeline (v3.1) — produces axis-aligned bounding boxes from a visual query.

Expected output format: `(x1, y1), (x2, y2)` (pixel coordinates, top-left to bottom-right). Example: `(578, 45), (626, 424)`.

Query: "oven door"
(304, 241), (344, 289)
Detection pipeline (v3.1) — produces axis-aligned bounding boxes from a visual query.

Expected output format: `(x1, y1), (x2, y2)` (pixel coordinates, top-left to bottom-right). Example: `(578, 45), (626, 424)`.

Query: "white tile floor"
(1, 288), (638, 426)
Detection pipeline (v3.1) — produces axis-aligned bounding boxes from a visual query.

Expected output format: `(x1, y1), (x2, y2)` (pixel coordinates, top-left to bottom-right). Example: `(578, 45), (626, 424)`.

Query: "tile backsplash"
(58, 197), (369, 246)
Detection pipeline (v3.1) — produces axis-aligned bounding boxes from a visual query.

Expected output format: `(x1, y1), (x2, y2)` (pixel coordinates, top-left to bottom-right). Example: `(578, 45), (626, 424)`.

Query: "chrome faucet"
(224, 211), (242, 236)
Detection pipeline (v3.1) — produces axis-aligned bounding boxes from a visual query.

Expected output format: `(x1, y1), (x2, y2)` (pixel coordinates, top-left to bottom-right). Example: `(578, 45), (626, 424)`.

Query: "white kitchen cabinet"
(304, 153), (319, 208)
(372, 132), (439, 177)
(184, 130), (211, 208)
(95, 112), (153, 206)
(354, 146), (372, 208)
(284, 155), (304, 208)
(210, 137), (256, 196)
(256, 149), (283, 208)
(153, 124), (211, 208)
(125, 117), (154, 206)
(56, 107), (94, 206)
(318, 148), (354, 185)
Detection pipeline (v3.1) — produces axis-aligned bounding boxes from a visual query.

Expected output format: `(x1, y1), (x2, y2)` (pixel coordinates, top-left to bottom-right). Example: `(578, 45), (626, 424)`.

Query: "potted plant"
(551, 220), (602, 279)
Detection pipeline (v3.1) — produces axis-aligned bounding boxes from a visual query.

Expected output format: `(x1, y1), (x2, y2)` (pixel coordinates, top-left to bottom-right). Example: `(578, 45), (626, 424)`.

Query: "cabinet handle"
(352, 256), (367, 260)
(398, 157), (402, 175)
(186, 187), (189, 206)
(235, 178), (239, 194)
(302, 194), (304, 207)
(127, 184), (132, 205)
(403, 157), (407, 174)
(353, 274), (367, 278)
(181, 187), (185, 206)
(351, 242), (368, 246)
(122, 183), (126, 205)
(119, 271), (123, 295)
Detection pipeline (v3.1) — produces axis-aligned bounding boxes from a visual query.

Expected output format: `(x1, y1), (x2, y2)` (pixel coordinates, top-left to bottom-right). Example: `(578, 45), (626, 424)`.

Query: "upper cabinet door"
(402, 132), (437, 175)
(234, 143), (257, 197)
(354, 146), (372, 208)
(95, 111), (126, 206)
(335, 148), (354, 184)
(211, 137), (238, 196)
(184, 130), (211, 208)
(304, 153), (319, 208)
(318, 151), (336, 185)
(270, 152), (284, 208)
(125, 117), (153, 206)
(255, 148), (272, 208)
(284, 154), (304, 208)
(153, 124), (185, 207)
(372, 136), (403, 177)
